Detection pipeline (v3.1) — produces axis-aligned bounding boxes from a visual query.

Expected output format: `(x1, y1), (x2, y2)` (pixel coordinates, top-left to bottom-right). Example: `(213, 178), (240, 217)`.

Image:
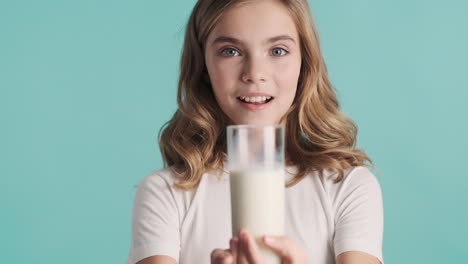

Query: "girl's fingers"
(239, 229), (263, 264)
(234, 230), (307, 264)
(229, 237), (238, 260)
(263, 235), (292, 261)
(210, 248), (234, 264)
(262, 235), (308, 264)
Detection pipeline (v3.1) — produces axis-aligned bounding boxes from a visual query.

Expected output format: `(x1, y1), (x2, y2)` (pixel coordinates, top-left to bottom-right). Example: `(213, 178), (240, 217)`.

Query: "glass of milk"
(227, 125), (285, 264)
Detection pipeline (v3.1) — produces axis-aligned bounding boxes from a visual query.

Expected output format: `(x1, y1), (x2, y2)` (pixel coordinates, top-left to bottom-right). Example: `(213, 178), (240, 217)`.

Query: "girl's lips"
(238, 92), (273, 97)
(237, 97), (274, 111)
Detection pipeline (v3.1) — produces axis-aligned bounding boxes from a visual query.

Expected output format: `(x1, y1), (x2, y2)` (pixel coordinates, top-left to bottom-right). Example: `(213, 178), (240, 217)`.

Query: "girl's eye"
(220, 47), (240, 57)
(272, 47), (288, 56)
(219, 47), (289, 57)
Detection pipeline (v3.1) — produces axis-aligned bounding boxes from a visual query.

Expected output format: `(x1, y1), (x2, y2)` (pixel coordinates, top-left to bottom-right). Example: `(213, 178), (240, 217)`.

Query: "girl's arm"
(136, 255), (177, 264)
(336, 251), (382, 264)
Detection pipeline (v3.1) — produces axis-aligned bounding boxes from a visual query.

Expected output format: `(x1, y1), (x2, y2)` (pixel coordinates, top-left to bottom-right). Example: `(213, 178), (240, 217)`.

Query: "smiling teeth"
(240, 96), (271, 103)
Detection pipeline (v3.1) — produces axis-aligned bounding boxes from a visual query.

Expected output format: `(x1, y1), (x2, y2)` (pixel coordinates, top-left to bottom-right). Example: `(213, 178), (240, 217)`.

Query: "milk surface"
(230, 168), (285, 263)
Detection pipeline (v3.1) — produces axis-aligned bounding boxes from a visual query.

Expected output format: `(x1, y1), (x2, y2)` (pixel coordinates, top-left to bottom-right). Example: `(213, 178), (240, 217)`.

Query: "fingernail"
(240, 232), (249, 244)
(264, 235), (273, 244)
(230, 238), (238, 249)
(239, 230), (247, 238)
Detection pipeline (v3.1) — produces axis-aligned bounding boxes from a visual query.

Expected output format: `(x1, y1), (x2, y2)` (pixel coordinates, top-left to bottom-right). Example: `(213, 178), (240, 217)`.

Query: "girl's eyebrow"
(211, 34), (296, 46)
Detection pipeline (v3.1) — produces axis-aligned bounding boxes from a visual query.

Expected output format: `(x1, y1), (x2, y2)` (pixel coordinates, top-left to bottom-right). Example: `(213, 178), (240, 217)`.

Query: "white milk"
(230, 168), (285, 264)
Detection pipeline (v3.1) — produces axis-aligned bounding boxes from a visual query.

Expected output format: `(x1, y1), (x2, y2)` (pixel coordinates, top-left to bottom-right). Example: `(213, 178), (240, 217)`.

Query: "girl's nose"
(241, 56), (268, 83)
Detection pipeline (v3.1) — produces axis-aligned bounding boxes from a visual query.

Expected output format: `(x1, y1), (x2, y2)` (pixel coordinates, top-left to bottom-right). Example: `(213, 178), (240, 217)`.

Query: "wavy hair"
(159, 0), (374, 190)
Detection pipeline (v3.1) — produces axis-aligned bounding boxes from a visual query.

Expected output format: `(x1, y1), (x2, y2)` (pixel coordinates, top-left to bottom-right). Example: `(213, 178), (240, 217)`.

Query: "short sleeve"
(126, 172), (180, 264)
(332, 167), (384, 264)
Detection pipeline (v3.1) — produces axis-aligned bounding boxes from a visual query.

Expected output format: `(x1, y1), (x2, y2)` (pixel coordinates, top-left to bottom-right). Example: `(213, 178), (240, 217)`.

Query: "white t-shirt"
(126, 165), (384, 264)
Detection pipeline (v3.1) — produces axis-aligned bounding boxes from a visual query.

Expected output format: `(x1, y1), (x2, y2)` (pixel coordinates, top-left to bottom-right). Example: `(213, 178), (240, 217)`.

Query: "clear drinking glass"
(227, 125), (285, 264)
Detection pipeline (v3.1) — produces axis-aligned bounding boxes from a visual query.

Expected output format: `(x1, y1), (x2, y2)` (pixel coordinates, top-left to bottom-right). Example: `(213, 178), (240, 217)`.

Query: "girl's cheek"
(274, 67), (298, 83)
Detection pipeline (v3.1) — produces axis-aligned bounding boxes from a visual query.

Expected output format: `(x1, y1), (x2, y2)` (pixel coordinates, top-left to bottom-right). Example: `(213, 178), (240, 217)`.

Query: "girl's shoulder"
(318, 166), (383, 203)
(286, 165), (379, 183)
(136, 166), (225, 196)
(334, 166), (381, 187)
(323, 165), (378, 181)
(137, 167), (177, 189)
(284, 165), (382, 200)
(141, 166), (227, 185)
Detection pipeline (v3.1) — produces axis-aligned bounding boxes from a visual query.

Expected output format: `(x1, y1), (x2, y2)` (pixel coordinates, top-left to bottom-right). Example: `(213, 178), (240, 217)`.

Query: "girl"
(127, 0), (384, 263)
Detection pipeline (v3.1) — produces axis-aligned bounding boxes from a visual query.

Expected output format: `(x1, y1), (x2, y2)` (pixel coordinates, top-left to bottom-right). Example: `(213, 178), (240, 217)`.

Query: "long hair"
(159, 0), (374, 190)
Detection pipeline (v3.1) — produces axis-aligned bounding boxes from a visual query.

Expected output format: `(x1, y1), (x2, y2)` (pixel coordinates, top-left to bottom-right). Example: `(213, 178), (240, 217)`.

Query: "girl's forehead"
(208, 1), (299, 45)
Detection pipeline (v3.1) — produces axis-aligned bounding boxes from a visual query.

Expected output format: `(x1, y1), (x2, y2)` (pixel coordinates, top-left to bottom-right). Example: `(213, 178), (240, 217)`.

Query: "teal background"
(1, 0), (467, 263)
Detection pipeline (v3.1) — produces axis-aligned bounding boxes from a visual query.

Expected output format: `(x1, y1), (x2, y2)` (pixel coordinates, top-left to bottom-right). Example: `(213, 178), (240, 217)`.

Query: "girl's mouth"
(237, 96), (274, 105)
(237, 96), (274, 111)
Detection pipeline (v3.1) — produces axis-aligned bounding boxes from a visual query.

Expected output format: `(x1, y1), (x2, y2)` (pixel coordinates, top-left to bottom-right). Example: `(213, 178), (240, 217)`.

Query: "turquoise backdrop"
(1, 0), (467, 263)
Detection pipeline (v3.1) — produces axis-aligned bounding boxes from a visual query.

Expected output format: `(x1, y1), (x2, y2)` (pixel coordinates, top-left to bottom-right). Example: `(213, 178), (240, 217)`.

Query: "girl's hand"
(210, 229), (308, 264)
(210, 237), (238, 264)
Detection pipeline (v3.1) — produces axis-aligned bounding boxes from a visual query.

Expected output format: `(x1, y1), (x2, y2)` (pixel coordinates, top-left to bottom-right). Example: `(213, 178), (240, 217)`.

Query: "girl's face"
(205, 0), (302, 125)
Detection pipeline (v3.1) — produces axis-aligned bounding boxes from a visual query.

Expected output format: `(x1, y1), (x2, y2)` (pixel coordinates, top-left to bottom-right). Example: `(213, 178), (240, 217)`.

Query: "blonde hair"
(159, 0), (374, 190)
